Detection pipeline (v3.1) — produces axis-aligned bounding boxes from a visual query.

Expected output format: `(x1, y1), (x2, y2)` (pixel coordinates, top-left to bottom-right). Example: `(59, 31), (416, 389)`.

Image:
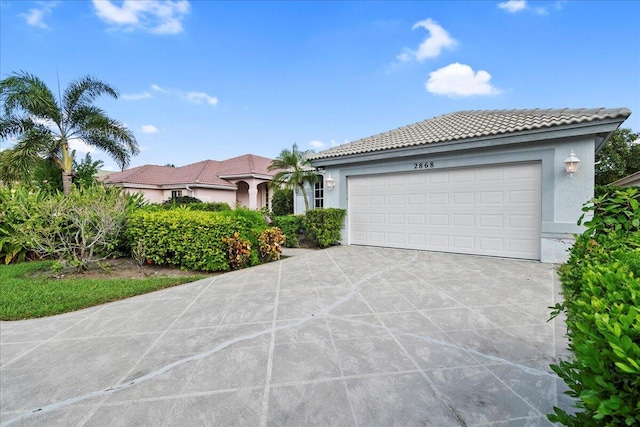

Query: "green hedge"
(272, 215), (304, 248)
(127, 208), (269, 272)
(549, 188), (640, 425)
(127, 210), (237, 272)
(303, 208), (346, 248)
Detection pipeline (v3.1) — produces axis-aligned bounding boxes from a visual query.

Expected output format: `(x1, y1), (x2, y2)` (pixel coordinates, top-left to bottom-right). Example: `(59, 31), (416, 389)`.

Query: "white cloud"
(122, 91), (152, 100)
(149, 84), (218, 107)
(141, 124), (158, 133)
(497, 0), (527, 13)
(426, 63), (501, 97)
(309, 140), (325, 149)
(498, 0), (558, 15)
(92, 0), (190, 35)
(397, 18), (457, 62)
(185, 91), (218, 106)
(151, 83), (167, 93)
(20, 1), (59, 29)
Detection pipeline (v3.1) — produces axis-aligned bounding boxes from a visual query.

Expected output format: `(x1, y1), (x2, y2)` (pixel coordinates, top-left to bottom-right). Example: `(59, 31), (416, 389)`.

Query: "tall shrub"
(0, 186), (42, 264)
(17, 185), (131, 270)
(304, 208), (346, 248)
(271, 188), (294, 216)
(549, 188), (640, 425)
(272, 215), (304, 248)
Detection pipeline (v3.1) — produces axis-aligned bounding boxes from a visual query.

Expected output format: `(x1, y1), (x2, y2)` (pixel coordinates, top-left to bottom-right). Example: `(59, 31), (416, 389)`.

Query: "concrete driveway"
(1, 246), (574, 426)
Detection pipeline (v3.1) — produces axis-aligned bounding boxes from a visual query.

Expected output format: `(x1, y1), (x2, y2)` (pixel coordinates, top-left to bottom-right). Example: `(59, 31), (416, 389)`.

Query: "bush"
(579, 187), (639, 236)
(272, 215), (304, 248)
(258, 227), (286, 262)
(5, 185), (131, 271)
(271, 188), (294, 216)
(0, 186), (42, 264)
(549, 188), (640, 425)
(303, 208), (346, 248)
(127, 210), (239, 272)
(162, 195), (202, 205)
(223, 232), (252, 270)
(160, 201), (231, 212)
(221, 208), (269, 266)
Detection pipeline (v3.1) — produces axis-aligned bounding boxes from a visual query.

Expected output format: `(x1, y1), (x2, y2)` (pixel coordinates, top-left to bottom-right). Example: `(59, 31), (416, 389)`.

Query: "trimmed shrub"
(272, 215), (304, 248)
(162, 195), (202, 205)
(549, 188), (640, 425)
(303, 208), (346, 248)
(271, 188), (294, 216)
(258, 227), (286, 262)
(159, 201), (231, 212)
(220, 208), (269, 266)
(223, 232), (252, 270)
(127, 210), (239, 272)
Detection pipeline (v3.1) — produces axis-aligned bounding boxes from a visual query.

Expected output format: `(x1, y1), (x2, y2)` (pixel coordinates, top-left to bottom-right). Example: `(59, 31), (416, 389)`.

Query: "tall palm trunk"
(300, 184), (310, 212)
(62, 171), (73, 195)
(61, 141), (73, 195)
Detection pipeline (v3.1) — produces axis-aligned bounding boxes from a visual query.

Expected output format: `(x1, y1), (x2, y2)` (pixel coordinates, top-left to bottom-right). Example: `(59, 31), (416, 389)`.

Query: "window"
(265, 185), (269, 210)
(314, 176), (324, 208)
(171, 190), (182, 199)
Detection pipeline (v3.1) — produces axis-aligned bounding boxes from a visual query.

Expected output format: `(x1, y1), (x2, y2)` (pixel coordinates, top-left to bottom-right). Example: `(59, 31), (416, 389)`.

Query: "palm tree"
(0, 71), (138, 195)
(268, 143), (318, 212)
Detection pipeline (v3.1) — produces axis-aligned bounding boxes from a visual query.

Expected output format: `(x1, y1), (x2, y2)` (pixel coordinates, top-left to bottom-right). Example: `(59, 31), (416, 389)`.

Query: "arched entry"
(257, 182), (270, 209)
(236, 181), (249, 207)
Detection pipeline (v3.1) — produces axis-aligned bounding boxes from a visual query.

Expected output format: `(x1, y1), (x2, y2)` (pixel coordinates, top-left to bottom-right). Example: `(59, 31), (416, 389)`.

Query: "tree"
(0, 71), (138, 195)
(73, 152), (104, 189)
(268, 143), (318, 212)
(595, 128), (640, 185)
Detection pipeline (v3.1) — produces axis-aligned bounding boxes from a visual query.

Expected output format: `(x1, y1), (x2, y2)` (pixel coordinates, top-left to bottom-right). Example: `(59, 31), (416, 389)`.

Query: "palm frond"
(0, 71), (60, 123)
(63, 76), (118, 119)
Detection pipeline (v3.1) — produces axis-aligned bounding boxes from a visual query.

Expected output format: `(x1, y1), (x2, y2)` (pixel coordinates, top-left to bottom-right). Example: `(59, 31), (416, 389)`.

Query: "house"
(609, 170), (640, 187)
(102, 154), (275, 209)
(298, 108), (631, 263)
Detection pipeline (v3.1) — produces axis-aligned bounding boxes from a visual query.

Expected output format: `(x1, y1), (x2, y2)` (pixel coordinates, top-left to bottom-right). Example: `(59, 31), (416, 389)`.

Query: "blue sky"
(1, 0), (639, 171)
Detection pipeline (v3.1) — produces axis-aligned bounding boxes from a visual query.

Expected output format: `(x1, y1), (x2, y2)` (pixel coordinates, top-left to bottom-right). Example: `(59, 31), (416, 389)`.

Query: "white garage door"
(348, 162), (541, 260)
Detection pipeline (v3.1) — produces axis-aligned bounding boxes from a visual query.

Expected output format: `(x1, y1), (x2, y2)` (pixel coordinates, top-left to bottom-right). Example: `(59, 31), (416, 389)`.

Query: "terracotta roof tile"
(311, 108), (632, 160)
(102, 154), (275, 186)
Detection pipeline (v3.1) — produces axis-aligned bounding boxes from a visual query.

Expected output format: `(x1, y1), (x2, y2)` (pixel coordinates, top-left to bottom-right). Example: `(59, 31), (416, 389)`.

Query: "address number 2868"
(413, 161), (434, 170)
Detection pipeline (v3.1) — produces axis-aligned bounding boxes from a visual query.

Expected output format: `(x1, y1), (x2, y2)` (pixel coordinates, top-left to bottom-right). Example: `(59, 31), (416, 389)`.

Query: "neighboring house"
(609, 170), (640, 187)
(299, 108), (631, 263)
(102, 154), (275, 209)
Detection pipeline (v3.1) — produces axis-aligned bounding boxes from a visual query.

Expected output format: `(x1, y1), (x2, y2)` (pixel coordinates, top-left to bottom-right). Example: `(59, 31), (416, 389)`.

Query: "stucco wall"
(313, 135), (597, 263)
(124, 188), (164, 204)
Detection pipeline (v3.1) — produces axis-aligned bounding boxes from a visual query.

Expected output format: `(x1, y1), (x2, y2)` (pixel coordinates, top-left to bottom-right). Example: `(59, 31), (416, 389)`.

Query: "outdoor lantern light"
(325, 174), (335, 190)
(564, 151), (580, 176)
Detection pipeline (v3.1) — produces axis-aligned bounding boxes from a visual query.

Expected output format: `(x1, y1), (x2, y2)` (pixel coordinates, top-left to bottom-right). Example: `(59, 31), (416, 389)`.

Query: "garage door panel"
(478, 191), (503, 204)
(349, 162), (541, 260)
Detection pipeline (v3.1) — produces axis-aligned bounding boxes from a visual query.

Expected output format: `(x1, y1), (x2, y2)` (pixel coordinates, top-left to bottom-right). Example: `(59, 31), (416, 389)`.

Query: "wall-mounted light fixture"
(564, 151), (580, 177)
(325, 174), (335, 191)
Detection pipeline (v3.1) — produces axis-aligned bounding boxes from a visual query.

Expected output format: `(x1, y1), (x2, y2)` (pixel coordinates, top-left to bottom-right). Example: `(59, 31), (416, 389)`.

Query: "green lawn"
(0, 261), (206, 320)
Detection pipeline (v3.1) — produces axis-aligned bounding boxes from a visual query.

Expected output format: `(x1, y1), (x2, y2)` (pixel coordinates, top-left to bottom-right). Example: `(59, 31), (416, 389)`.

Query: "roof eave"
(219, 173), (274, 180)
(311, 118), (628, 167)
(108, 182), (237, 190)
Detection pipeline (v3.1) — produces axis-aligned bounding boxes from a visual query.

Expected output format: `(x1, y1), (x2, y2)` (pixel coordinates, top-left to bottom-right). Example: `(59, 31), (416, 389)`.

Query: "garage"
(304, 108), (631, 263)
(348, 162), (541, 260)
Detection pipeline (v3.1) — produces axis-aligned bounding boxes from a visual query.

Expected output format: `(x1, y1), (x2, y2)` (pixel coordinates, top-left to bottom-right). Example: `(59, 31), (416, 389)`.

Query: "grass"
(0, 261), (206, 320)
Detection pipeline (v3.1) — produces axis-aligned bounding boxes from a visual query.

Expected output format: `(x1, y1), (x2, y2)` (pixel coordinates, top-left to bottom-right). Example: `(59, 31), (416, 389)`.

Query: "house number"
(413, 161), (434, 170)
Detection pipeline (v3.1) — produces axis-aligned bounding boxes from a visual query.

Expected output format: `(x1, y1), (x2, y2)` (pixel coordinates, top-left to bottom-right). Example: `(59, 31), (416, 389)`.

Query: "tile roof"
(311, 108), (632, 160)
(102, 154), (274, 187)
